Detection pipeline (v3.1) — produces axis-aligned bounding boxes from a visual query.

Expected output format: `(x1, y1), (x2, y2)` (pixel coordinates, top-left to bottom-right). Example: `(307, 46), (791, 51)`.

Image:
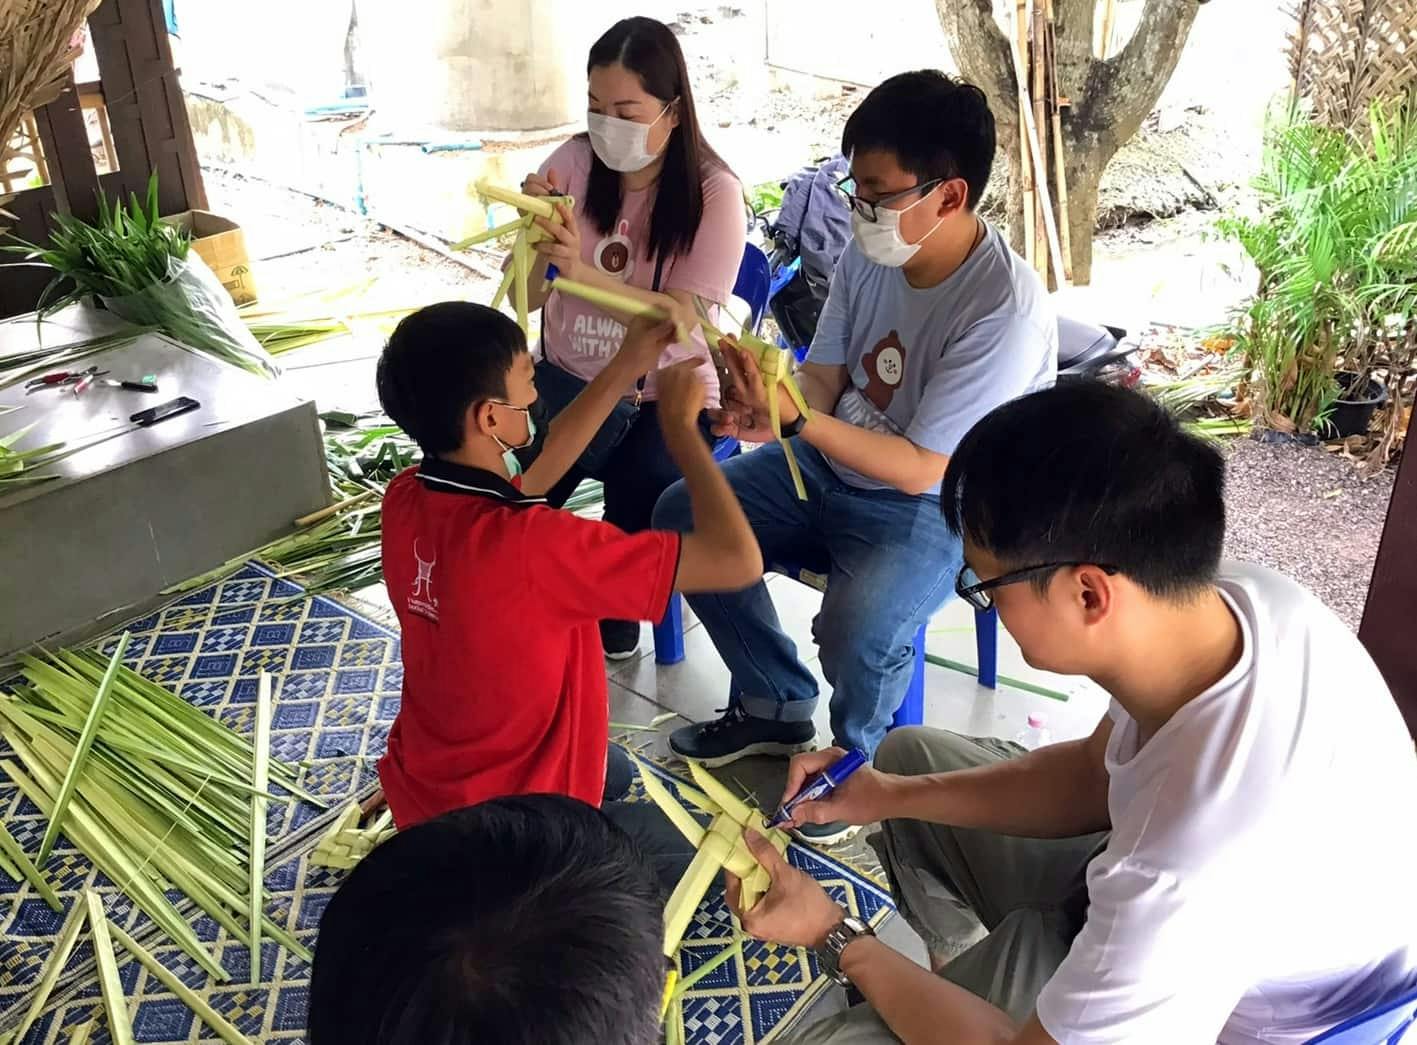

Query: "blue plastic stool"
(1304, 984), (1417, 1044)
(651, 559), (999, 730)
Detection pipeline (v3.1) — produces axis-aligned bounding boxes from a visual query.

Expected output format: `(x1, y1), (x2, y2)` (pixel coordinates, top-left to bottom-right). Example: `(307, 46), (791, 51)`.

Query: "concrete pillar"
(361, 0), (599, 133)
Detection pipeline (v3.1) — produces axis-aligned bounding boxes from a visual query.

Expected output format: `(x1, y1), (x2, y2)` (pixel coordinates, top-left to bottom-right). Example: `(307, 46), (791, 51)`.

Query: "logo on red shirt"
(409, 538), (440, 622)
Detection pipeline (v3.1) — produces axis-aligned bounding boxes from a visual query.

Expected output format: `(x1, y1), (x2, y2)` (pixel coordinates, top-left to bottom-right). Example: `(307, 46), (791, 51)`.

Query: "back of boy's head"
(841, 70), (996, 210)
(942, 382), (1226, 599)
(308, 795), (664, 1045)
(376, 301), (527, 455)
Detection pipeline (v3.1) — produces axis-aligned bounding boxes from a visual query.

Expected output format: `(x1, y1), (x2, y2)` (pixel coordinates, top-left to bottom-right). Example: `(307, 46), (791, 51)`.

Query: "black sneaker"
(600, 619), (640, 661)
(668, 705), (816, 767)
(792, 820), (859, 847)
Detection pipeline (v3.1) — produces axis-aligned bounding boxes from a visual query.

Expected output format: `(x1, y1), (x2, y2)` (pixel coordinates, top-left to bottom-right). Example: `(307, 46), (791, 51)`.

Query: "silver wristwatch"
(818, 913), (874, 986)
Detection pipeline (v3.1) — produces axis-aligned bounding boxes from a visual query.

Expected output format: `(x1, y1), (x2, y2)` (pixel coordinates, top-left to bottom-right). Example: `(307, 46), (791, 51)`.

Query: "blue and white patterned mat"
(0, 563), (892, 1044)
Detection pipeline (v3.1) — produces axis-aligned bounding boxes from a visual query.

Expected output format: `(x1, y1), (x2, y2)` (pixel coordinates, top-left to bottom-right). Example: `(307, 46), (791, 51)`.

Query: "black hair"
(842, 70), (996, 210)
(308, 795), (665, 1045)
(579, 16), (729, 262)
(941, 383), (1227, 598)
(375, 301), (527, 455)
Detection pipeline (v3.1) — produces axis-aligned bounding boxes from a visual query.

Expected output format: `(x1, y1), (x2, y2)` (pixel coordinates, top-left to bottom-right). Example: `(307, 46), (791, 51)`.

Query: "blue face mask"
(490, 401), (536, 478)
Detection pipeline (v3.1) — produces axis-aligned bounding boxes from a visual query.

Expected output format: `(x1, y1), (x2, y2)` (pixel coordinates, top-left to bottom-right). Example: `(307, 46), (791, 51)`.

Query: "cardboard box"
(162, 210), (259, 305)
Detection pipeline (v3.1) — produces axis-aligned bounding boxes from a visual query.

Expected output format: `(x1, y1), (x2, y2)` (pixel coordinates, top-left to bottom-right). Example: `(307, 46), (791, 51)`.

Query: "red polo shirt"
(377, 458), (680, 828)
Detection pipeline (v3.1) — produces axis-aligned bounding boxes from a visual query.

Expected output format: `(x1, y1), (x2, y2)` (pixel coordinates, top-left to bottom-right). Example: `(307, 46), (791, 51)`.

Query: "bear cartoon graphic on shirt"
(861, 330), (906, 411)
(593, 219), (636, 282)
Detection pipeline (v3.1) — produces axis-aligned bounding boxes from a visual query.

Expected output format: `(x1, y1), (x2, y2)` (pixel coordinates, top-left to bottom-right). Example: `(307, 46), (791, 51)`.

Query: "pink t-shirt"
(537, 137), (745, 406)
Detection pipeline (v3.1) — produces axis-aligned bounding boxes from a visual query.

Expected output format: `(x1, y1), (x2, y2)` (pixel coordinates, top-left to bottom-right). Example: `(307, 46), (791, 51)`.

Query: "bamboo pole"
(1007, 3), (1070, 287)
(248, 672), (272, 985)
(294, 489), (378, 528)
(1031, 1), (1050, 277)
(1015, 0), (1036, 267)
(1046, 0), (1074, 282)
(1099, 0), (1118, 59)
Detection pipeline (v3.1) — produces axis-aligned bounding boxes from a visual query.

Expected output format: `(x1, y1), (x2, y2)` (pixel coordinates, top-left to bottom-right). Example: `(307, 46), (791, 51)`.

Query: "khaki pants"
(782, 728), (1108, 1044)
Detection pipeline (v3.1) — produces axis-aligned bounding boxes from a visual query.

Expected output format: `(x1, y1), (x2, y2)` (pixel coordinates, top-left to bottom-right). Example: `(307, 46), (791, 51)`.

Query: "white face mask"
(587, 104), (670, 173)
(851, 189), (944, 268)
(489, 402), (536, 478)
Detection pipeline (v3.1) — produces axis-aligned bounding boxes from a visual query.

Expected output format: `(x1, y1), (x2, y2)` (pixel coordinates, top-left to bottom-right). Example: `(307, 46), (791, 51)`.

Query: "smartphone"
(130, 396), (200, 426)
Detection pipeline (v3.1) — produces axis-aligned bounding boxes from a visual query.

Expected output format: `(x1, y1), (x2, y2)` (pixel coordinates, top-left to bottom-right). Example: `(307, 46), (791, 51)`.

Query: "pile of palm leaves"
(1145, 365), (1253, 444)
(0, 644), (316, 986)
(0, 327), (146, 390)
(1219, 90), (1417, 449)
(3, 174), (278, 378)
(170, 412), (604, 600)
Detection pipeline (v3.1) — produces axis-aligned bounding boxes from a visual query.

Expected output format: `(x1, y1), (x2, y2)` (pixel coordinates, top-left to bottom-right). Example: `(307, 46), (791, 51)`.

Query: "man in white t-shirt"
(720, 382), (1417, 1044)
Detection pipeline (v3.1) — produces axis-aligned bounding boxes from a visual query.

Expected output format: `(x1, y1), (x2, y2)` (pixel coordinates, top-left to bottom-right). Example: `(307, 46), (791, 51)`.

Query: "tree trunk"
(935, 0), (1199, 285)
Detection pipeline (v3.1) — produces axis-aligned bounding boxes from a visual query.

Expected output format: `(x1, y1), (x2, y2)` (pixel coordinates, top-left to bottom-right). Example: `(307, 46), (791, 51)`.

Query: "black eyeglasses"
(955, 563), (1119, 611)
(834, 175), (942, 222)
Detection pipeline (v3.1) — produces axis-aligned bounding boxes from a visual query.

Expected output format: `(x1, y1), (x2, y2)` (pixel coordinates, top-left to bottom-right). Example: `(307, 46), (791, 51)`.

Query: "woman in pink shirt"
(514, 16), (746, 659)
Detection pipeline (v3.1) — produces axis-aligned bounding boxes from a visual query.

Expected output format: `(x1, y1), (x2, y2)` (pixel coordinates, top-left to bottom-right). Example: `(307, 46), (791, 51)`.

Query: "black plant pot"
(1321, 371), (1389, 439)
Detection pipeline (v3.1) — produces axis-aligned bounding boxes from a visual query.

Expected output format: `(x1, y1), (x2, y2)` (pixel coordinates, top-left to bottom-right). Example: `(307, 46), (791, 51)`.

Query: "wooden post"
(32, 71), (101, 223)
(1015, 0), (1036, 268)
(1099, 0), (1118, 59)
(1360, 409), (1417, 740)
(1045, 0), (1074, 283)
(1031, 1), (1050, 279)
(1007, 13), (1069, 288)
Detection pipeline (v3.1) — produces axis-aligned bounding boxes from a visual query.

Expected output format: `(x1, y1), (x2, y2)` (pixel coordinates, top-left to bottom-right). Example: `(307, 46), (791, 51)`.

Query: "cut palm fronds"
(3, 174), (277, 378)
(0, 329), (147, 391)
(157, 410), (606, 600)
(84, 890), (137, 1045)
(38, 632), (129, 866)
(241, 304), (414, 358)
(549, 276), (812, 499)
(0, 819), (61, 910)
(68, 1019), (98, 1044)
(108, 920), (254, 1045)
(248, 671), (273, 983)
(631, 756), (789, 958)
(0, 647), (319, 979)
(6, 898), (87, 1044)
(671, 937), (743, 999)
(469, 180), (573, 337)
(310, 802), (396, 870)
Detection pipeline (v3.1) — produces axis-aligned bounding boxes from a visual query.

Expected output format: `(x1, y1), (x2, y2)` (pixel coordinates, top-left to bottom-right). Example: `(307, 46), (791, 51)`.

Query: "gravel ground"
(1223, 438), (1395, 630)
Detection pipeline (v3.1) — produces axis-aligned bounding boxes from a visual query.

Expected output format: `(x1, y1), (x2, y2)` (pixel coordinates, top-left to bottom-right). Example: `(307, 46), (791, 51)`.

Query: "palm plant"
(1220, 90), (1417, 446)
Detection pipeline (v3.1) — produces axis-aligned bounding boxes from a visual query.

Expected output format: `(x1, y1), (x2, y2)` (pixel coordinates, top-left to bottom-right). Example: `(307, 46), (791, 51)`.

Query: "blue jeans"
(651, 442), (961, 755)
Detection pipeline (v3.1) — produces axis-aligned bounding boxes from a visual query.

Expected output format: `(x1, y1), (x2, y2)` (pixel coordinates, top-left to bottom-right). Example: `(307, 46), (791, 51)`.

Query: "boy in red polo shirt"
(374, 301), (761, 831)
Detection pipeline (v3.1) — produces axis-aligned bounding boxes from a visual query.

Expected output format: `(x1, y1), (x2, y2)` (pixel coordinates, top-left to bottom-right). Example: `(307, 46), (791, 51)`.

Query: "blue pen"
(767, 748), (868, 828)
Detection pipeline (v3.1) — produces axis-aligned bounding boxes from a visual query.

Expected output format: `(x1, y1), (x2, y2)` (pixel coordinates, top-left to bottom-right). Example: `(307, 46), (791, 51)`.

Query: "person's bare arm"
(728, 831), (1060, 1045)
(840, 937), (1052, 1045)
(655, 363), (762, 593)
(795, 360), (849, 416)
(519, 317), (675, 496)
(798, 410), (948, 495)
(783, 715), (1114, 840)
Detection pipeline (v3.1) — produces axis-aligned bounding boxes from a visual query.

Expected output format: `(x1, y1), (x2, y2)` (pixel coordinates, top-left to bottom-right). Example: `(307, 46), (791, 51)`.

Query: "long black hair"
(579, 17), (728, 264)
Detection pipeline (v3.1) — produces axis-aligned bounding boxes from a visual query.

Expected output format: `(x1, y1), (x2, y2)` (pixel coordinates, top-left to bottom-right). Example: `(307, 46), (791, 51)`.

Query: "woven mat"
(0, 563), (893, 1044)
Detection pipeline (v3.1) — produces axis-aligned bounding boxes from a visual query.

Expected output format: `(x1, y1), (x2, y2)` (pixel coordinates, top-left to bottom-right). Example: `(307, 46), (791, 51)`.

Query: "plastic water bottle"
(1013, 713), (1052, 751)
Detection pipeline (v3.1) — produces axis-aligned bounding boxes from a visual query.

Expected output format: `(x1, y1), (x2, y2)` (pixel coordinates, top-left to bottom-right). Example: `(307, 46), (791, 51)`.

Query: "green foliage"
(747, 180), (785, 216)
(2, 173), (189, 314)
(1219, 91), (1417, 434)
